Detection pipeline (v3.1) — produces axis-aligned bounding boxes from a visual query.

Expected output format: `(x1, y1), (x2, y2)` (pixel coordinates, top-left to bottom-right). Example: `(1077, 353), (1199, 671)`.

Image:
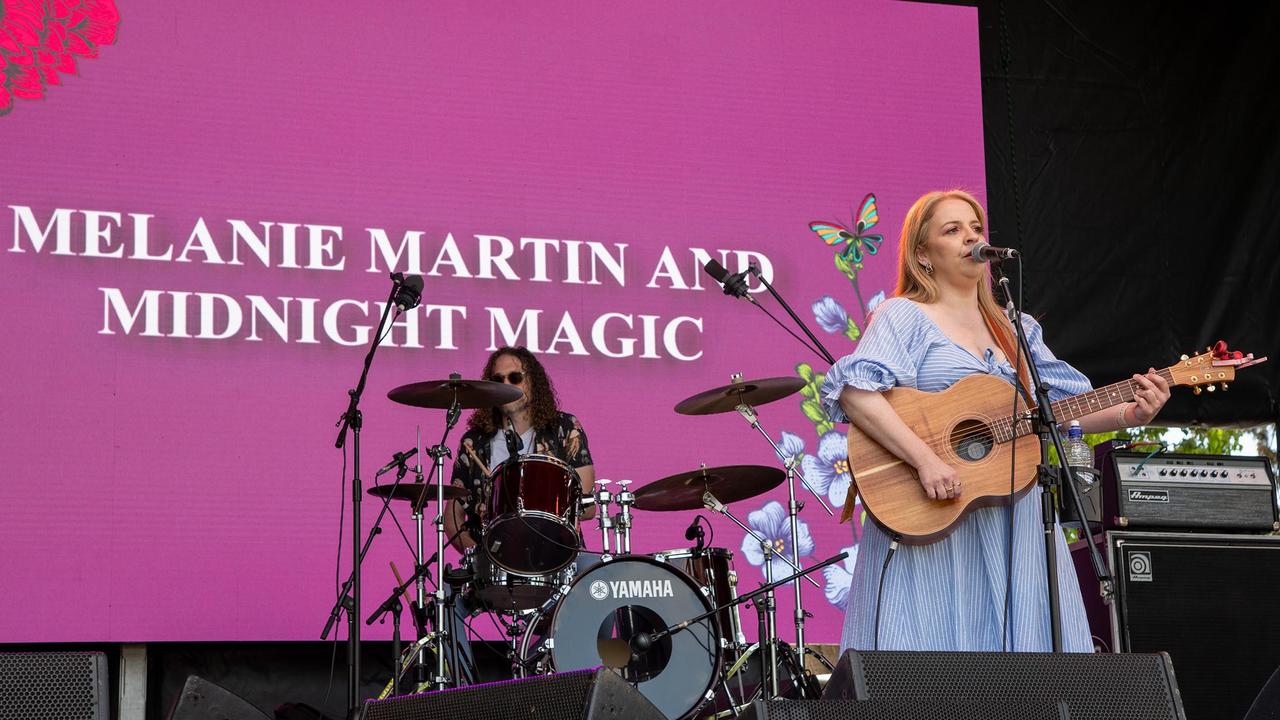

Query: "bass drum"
(519, 556), (721, 720)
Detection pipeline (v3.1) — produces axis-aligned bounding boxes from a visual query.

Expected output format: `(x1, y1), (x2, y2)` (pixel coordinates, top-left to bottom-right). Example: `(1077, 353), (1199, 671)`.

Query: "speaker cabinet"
(362, 668), (664, 720)
(0, 651), (108, 720)
(166, 675), (272, 720)
(742, 699), (1070, 719)
(1106, 531), (1280, 720)
(822, 650), (1184, 720)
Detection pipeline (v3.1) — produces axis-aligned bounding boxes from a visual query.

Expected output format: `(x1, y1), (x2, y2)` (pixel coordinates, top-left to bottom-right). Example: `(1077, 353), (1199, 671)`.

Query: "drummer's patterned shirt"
(451, 411), (592, 498)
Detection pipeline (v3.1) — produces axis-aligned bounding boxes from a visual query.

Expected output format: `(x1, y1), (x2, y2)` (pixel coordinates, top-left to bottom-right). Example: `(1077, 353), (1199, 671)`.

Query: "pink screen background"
(0, 1), (984, 642)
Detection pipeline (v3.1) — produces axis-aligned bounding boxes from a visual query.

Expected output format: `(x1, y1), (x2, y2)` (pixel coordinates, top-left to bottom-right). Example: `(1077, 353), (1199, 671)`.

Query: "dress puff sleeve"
(1019, 313), (1092, 402)
(820, 298), (930, 423)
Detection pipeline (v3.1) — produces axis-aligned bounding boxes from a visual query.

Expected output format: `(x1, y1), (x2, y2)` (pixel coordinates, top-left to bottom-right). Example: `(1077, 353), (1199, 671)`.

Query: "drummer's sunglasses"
(490, 371), (525, 385)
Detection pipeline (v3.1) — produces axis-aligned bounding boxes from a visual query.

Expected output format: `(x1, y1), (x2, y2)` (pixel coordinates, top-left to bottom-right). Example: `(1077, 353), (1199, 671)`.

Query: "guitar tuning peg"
(1206, 384), (1216, 392)
(1193, 386), (1202, 395)
(1180, 354), (1189, 361)
(1221, 383), (1229, 391)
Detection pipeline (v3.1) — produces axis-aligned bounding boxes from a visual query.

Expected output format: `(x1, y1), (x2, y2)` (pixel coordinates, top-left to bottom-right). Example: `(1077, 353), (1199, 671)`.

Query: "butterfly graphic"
(810, 193), (883, 264)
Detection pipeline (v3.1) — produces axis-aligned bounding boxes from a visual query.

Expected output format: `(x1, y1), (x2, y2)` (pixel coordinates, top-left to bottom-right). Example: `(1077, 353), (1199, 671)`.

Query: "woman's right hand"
(916, 454), (961, 500)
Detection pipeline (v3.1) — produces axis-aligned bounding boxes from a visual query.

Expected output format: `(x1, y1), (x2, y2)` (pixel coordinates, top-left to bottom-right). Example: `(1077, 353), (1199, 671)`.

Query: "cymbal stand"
(416, 377), (463, 690)
(407, 428), (430, 688)
(732, 401), (832, 667)
(612, 479), (634, 554)
(594, 480), (614, 555)
(701, 490), (820, 699)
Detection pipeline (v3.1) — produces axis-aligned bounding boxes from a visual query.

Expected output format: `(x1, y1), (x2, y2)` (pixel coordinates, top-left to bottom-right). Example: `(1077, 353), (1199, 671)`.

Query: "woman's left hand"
(1131, 368), (1171, 425)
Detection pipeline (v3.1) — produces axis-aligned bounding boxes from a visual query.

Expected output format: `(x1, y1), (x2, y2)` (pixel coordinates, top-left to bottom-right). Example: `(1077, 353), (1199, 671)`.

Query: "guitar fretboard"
(991, 368), (1174, 442)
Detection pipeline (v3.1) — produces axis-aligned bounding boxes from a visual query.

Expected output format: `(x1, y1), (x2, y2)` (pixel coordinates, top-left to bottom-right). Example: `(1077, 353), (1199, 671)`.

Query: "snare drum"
(465, 547), (604, 613)
(483, 453), (582, 574)
(654, 546), (745, 651)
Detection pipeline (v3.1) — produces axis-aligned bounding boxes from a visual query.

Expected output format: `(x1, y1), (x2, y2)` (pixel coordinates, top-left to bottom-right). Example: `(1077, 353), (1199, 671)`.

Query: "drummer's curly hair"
(467, 346), (562, 434)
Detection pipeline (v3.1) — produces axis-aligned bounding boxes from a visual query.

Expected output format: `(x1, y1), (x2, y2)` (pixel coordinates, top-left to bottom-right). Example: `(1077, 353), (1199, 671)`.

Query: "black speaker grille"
(0, 652), (108, 720)
(744, 699), (1069, 720)
(363, 668), (663, 720)
(1112, 533), (1280, 720)
(830, 651), (1182, 720)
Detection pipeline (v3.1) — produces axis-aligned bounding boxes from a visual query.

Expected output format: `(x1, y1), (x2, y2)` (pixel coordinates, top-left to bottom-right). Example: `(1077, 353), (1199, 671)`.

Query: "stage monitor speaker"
(741, 698), (1070, 719)
(362, 667), (665, 720)
(0, 651), (109, 720)
(1106, 531), (1280, 720)
(166, 675), (272, 720)
(822, 650), (1184, 720)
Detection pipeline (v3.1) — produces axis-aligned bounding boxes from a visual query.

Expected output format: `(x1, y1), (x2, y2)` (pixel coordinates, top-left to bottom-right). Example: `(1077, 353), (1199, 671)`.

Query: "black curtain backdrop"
(972, 1), (1280, 426)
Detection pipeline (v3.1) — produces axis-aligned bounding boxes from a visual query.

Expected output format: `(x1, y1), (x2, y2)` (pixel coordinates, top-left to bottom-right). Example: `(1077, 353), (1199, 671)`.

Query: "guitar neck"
(995, 368), (1174, 441)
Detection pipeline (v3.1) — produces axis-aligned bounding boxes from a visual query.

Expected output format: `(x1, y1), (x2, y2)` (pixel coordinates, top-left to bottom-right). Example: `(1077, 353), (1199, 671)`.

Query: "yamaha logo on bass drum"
(589, 578), (675, 600)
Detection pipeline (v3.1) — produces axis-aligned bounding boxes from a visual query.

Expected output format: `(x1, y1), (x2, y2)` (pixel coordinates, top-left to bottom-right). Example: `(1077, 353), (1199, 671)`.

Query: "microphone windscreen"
(703, 258), (730, 282)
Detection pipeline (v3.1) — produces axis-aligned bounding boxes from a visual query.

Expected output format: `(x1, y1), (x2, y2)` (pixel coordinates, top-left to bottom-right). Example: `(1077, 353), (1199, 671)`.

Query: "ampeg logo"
(1128, 489), (1169, 503)
(589, 580), (609, 600)
(1128, 551), (1153, 582)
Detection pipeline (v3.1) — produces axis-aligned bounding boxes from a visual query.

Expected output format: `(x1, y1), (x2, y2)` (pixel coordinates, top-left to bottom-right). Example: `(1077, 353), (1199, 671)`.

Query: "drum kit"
(364, 373), (841, 720)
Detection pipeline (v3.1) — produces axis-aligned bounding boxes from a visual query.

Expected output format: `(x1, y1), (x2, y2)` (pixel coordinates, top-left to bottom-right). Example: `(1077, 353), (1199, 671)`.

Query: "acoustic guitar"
(841, 343), (1266, 543)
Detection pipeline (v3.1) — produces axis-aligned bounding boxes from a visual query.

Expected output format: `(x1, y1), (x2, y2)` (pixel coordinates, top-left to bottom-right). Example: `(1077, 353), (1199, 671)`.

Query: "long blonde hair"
(894, 190), (1030, 395)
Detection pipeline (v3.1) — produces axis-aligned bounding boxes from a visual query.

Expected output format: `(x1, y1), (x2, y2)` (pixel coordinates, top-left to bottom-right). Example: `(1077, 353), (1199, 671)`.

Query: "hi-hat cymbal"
(368, 483), (468, 504)
(674, 376), (805, 416)
(632, 464), (785, 511)
(388, 378), (523, 409)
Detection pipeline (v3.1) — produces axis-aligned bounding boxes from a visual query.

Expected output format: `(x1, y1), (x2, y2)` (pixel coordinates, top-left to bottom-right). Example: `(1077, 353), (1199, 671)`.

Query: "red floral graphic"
(1, 0), (119, 116)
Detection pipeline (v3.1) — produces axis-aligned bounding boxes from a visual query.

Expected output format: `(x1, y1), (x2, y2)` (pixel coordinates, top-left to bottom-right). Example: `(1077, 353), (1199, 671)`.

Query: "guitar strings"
(905, 371), (1171, 461)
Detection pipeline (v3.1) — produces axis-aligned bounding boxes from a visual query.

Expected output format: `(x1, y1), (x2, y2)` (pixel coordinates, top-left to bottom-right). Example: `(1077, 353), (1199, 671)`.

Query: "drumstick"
(463, 443), (491, 477)
(389, 561), (410, 613)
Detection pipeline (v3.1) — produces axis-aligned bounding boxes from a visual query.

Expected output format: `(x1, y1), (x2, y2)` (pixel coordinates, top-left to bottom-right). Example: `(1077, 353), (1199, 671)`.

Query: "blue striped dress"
(820, 297), (1094, 653)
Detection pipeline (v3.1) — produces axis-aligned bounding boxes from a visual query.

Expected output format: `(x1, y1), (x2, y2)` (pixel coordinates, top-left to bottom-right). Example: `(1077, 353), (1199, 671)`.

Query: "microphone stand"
(330, 272), (413, 718)
(630, 551), (847, 700)
(746, 264), (836, 366)
(993, 265), (1110, 651)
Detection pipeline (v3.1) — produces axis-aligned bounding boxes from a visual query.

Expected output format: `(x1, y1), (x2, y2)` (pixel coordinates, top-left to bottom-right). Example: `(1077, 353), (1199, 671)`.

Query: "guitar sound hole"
(951, 419), (994, 462)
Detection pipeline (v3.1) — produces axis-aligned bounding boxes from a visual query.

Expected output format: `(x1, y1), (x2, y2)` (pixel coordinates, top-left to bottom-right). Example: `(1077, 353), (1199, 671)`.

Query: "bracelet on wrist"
(1117, 404), (1130, 428)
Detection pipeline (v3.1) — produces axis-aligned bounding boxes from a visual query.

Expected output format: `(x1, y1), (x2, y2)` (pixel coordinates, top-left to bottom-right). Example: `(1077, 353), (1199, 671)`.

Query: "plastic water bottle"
(1062, 420), (1098, 542)
(1066, 420), (1093, 469)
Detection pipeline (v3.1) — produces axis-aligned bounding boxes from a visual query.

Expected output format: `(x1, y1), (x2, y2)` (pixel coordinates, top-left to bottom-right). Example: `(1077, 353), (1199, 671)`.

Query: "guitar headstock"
(1165, 341), (1268, 395)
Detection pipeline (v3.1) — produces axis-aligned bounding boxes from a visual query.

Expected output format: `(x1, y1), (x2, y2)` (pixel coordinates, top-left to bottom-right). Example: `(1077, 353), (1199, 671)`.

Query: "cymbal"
(674, 376), (805, 416)
(388, 378), (523, 409)
(632, 464), (785, 511)
(368, 483), (468, 504)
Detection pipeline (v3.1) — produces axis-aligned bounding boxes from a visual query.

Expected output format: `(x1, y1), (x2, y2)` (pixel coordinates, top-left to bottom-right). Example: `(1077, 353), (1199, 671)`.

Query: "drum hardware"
(699, 488), (819, 703)
(673, 372), (833, 672)
(612, 479), (635, 554)
(594, 479), (615, 554)
(731, 399), (831, 668)
(382, 373), (523, 692)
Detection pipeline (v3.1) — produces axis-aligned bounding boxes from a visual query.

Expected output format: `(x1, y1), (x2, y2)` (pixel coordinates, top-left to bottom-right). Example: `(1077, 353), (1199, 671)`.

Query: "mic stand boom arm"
(633, 551), (847, 651)
(747, 264), (836, 366)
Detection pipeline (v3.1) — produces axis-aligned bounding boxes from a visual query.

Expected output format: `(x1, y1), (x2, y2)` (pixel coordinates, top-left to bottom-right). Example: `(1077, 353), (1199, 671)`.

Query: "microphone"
(391, 273), (425, 311)
(504, 416), (523, 458)
(703, 259), (754, 303)
(684, 515), (706, 548)
(376, 447), (418, 476)
(970, 242), (1019, 262)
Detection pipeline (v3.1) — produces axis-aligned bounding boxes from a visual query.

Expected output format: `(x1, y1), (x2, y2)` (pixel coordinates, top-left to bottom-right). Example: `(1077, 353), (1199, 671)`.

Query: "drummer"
(444, 346), (596, 550)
